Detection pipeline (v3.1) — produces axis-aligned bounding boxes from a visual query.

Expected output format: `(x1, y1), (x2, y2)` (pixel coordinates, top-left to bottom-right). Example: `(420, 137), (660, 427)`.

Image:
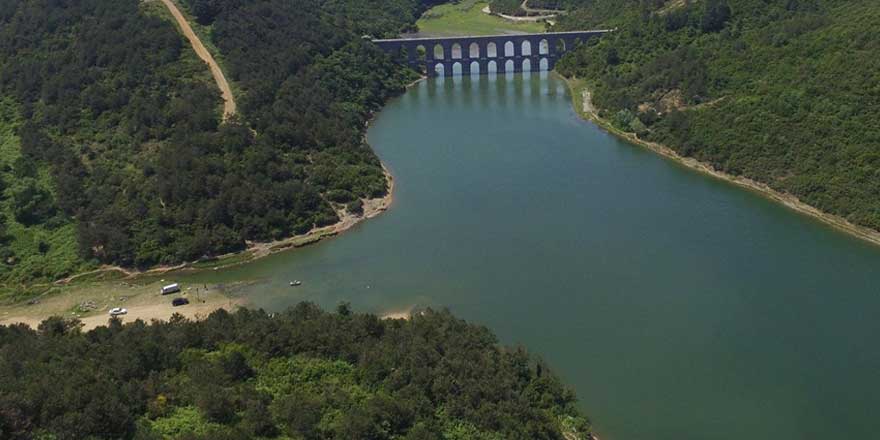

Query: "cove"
(181, 73), (880, 440)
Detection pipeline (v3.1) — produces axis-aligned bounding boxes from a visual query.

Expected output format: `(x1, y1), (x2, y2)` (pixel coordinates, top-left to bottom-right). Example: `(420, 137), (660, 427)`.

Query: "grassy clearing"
(0, 98), (93, 300)
(416, 0), (546, 36)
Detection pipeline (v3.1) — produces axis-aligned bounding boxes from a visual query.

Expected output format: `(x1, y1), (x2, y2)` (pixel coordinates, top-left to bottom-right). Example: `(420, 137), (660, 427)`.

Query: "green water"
(183, 73), (880, 439)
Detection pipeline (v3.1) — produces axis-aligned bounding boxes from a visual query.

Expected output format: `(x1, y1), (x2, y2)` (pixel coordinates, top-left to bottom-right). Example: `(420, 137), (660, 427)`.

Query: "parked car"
(109, 307), (127, 316)
(172, 298), (189, 307)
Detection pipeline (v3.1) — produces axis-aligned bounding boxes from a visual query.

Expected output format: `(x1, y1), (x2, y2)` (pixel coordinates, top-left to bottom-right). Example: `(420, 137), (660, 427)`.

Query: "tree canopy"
(555, 0), (880, 231)
(0, 304), (591, 439)
(0, 0), (438, 293)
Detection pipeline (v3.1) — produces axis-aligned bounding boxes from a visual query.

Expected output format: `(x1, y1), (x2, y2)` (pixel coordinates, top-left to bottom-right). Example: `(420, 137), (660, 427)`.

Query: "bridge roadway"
(373, 30), (610, 77)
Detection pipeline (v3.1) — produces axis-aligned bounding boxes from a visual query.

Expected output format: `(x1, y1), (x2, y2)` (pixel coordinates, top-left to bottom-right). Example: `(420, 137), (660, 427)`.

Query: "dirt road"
(159, 0), (236, 120)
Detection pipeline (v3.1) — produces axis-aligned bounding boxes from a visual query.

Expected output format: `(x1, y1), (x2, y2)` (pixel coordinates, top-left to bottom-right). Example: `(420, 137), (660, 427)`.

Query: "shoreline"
(1, 167), (395, 329)
(56, 165), (395, 283)
(4, 75), (415, 328)
(0, 278), (250, 331)
(561, 76), (880, 248)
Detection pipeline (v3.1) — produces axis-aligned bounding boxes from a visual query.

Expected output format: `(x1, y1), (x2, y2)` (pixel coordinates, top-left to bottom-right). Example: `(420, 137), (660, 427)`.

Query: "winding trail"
(159, 0), (236, 120)
(520, 0), (566, 15)
(482, 0), (561, 22)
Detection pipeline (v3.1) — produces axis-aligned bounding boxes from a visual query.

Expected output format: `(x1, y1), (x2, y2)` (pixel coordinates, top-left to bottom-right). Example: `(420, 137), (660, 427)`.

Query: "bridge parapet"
(373, 30), (610, 77)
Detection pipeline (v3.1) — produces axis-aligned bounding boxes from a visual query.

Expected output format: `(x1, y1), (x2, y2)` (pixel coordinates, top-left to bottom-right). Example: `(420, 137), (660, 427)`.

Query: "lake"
(182, 72), (880, 440)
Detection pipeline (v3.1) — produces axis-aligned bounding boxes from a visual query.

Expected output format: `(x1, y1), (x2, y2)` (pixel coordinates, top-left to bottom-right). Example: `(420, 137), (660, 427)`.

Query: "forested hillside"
(555, 0), (880, 231)
(0, 304), (591, 439)
(0, 0), (437, 294)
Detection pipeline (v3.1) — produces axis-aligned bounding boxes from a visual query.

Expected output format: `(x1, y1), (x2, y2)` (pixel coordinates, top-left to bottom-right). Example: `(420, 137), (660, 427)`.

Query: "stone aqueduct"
(372, 31), (609, 77)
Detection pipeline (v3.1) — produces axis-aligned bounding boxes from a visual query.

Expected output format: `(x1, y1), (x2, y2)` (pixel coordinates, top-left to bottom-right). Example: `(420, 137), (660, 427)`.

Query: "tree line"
(0, 0), (441, 292)
(0, 304), (591, 439)
(555, 0), (880, 231)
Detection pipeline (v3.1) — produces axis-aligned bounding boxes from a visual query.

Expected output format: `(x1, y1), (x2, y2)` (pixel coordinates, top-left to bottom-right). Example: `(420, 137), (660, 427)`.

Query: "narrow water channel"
(183, 73), (880, 440)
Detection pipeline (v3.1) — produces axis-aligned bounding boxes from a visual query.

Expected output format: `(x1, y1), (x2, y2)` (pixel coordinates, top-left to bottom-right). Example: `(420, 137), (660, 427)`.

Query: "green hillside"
(416, 0), (546, 36)
(555, 0), (880, 231)
(0, 0), (440, 295)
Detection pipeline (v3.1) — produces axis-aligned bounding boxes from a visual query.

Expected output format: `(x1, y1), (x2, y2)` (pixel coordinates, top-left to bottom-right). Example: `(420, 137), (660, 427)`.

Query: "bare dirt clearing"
(0, 280), (245, 330)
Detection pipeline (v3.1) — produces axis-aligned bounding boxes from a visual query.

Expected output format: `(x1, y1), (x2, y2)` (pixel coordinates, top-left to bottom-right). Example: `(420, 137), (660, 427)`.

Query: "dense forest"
(0, 304), (591, 439)
(0, 0), (442, 296)
(554, 0), (880, 231)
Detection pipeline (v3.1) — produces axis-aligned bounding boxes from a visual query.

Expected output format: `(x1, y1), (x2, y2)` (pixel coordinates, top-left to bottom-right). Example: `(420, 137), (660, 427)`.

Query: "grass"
(0, 98), (93, 298)
(416, 0), (547, 36)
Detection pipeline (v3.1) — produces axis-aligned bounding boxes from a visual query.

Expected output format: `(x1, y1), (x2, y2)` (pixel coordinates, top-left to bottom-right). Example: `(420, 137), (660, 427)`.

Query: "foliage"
(145, 406), (224, 438)
(489, 0), (526, 16)
(416, 0), (545, 36)
(0, 0), (435, 285)
(0, 304), (591, 439)
(556, 0), (880, 230)
(0, 100), (91, 290)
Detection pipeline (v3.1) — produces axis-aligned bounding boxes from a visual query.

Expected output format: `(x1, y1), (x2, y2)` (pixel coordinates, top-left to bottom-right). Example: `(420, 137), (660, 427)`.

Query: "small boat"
(290, 280), (302, 287)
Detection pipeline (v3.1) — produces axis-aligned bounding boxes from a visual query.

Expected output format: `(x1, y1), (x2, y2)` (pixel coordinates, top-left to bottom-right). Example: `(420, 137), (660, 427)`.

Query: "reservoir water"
(184, 73), (880, 440)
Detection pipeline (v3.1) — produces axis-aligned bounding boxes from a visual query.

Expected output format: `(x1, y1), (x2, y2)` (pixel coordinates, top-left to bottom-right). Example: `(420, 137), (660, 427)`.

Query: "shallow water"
(182, 73), (880, 440)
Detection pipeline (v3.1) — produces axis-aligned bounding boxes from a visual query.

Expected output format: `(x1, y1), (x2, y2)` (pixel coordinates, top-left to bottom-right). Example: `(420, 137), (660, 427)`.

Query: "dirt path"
(483, 3), (558, 22)
(520, 0), (565, 15)
(159, 0), (236, 120)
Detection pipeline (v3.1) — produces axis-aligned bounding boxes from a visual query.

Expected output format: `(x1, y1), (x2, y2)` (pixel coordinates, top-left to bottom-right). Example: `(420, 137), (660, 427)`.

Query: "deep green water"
(183, 73), (880, 440)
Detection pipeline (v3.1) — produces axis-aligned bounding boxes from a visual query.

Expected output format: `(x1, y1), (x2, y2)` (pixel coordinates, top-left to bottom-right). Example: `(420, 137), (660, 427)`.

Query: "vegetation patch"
(417, 0), (546, 36)
(556, 0), (880, 232)
(0, 0), (437, 290)
(0, 304), (592, 439)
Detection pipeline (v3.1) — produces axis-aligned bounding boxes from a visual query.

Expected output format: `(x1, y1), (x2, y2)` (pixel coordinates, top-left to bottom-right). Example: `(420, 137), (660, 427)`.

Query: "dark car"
(172, 297), (189, 307)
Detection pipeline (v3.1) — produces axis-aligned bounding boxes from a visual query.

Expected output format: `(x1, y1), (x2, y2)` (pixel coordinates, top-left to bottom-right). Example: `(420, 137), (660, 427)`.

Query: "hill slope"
(0, 0), (436, 296)
(555, 0), (880, 233)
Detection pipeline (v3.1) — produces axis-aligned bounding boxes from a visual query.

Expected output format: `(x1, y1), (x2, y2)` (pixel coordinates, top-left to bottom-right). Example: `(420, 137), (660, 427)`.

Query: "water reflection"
(176, 73), (880, 440)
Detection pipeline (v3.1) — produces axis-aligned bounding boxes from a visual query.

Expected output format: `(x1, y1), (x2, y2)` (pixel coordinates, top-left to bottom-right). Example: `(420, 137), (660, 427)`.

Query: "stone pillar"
(406, 42), (417, 63)
(497, 38), (508, 58)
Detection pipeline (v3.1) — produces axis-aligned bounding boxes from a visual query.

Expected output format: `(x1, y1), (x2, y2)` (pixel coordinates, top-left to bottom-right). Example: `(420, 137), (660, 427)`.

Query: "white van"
(161, 283), (181, 295)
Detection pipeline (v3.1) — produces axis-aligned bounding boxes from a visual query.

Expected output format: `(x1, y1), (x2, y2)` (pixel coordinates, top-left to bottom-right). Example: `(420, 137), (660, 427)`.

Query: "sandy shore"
(0, 280), (247, 331)
(563, 76), (880, 248)
(2, 167), (395, 330)
(380, 305), (418, 320)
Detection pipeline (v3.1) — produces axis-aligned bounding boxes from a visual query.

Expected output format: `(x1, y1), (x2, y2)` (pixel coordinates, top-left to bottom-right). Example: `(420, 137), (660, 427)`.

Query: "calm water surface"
(183, 73), (880, 440)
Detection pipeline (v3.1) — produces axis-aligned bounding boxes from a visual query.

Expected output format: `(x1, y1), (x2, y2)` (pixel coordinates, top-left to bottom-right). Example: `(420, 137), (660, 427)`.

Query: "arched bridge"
(373, 30), (610, 77)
